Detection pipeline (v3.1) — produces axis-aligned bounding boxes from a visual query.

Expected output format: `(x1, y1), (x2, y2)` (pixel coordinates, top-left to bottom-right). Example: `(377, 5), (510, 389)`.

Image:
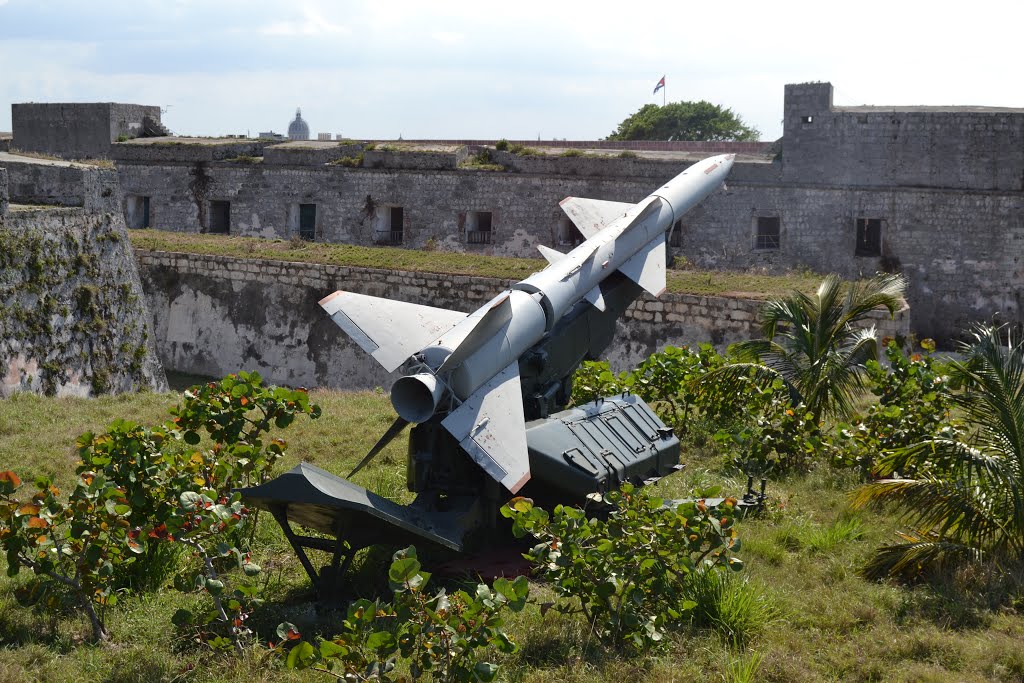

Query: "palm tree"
(709, 273), (907, 422)
(852, 324), (1024, 580)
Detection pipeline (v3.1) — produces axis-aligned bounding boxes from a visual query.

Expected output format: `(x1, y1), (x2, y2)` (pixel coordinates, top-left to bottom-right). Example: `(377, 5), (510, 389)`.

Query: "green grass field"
(127, 230), (827, 299)
(2, 387), (1023, 682)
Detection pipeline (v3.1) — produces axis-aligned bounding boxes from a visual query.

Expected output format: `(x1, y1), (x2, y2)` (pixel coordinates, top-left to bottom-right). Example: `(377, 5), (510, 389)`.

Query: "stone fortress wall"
(11, 102), (161, 159)
(135, 250), (909, 391)
(0, 205), (166, 397)
(3, 82), (1021, 345)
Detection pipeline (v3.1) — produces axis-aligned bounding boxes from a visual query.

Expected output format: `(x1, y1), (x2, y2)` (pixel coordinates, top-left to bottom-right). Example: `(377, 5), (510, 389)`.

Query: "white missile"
(319, 153), (735, 493)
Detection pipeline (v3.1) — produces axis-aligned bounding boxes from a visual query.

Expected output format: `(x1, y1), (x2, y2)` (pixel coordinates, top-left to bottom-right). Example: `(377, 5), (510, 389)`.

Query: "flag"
(653, 76), (665, 95)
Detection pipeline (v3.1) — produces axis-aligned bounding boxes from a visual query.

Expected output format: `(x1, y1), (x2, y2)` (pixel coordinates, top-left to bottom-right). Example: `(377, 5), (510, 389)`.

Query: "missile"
(319, 153), (735, 494)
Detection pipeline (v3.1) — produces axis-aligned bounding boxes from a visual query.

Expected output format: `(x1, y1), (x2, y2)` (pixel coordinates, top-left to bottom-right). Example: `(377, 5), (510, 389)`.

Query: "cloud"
(259, 6), (349, 36)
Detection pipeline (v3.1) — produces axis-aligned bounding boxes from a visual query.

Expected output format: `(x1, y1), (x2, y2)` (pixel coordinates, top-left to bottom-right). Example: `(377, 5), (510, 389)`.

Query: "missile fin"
(618, 233), (667, 297)
(435, 292), (514, 374)
(583, 285), (606, 312)
(441, 362), (530, 493)
(319, 291), (467, 372)
(537, 244), (566, 264)
(559, 197), (635, 238)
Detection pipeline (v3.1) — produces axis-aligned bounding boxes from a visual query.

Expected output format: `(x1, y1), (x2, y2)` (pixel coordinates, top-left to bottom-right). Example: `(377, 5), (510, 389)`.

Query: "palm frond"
(862, 533), (981, 581)
(852, 477), (1012, 556)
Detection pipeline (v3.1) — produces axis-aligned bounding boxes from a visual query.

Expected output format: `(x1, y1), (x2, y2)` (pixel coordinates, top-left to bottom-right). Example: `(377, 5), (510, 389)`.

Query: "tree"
(853, 324), (1024, 580)
(607, 101), (759, 142)
(709, 274), (907, 422)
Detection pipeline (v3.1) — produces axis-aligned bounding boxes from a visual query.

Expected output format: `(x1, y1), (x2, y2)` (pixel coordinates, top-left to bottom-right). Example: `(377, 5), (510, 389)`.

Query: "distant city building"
(288, 108), (310, 141)
(317, 132), (332, 141)
(336, 134), (345, 141)
(258, 131), (287, 141)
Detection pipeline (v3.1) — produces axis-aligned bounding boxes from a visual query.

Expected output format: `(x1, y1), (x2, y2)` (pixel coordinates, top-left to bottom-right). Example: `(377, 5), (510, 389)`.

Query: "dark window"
(390, 206), (404, 244)
(557, 217), (583, 247)
(467, 211), (493, 245)
(209, 200), (230, 234)
(299, 203), (316, 240)
(801, 115), (814, 124)
(755, 216), (780, 250)
(856, 218), (882, 257)
(126, 195), (150, 229)
(373, 206), (404, 245)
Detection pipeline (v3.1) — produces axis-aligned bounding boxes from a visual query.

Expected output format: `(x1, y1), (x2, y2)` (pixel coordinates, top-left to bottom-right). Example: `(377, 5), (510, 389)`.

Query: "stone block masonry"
(0, 208), (166, 397)
(0, 168), (7, 216)
(12, 103), (162, 159)
(134, 250), (908, 391)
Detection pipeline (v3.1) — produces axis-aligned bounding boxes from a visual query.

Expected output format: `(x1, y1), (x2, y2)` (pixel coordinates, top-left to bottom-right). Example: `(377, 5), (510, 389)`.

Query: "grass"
(127, 230), (828, 299)
(2, 386), (1024, 681)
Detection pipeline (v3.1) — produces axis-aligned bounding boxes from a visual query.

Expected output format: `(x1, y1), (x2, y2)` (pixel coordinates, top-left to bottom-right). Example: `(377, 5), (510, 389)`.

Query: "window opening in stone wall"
(299, 203), (316, 240)
(209, 200), (230, 234)
(754, 216), (780, 250)
(557, 216), (584, 247)
(373, 205), (404, 245)
(801, 115), (814, 124)
(855, 218), (882, 257)
(125, 195), (150, 229)
(467, 211), (493, 245)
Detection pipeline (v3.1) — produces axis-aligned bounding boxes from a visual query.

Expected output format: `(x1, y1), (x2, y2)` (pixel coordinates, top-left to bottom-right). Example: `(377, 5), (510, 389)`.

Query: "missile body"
(320, 153), (735, 492)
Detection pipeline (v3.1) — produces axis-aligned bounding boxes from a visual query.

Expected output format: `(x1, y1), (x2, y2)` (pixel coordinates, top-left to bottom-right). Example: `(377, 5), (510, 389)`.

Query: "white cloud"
(259, 6), (348, 36)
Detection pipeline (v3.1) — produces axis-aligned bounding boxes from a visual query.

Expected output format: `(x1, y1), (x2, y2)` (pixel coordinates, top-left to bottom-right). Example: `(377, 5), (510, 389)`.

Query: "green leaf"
(366, 631), (396, 650)
(183, 431), (201, 445)
(473, 662), (499, 682)
(388, 557), (421, 584)
(286, 640), (317, 669)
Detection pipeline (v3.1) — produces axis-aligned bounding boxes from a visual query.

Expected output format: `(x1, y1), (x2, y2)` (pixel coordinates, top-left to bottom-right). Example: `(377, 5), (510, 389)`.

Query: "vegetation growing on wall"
(0, 212), (155, 395)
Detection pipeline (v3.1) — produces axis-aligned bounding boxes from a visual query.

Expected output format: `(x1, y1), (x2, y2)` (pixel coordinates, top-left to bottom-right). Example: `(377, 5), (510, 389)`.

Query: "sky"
(0, 0), (1022, 142)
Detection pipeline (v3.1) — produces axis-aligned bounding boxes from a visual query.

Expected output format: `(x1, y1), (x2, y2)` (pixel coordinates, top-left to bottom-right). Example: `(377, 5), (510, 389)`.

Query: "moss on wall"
(0, 209), (166, 396)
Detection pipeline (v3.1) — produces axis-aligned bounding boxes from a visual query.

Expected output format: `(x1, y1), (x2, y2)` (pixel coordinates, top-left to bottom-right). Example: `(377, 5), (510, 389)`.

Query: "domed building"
(287, 108), (310, 141)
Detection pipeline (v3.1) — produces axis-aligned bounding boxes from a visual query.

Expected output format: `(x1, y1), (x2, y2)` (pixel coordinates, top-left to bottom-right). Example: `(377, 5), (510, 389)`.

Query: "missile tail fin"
(584, 285), (606, 311)
(537, 244), (566, 264)
(441, 362), (530, 493)
(319, 291), (467, 372)
(559, 197), (635, 238)
(618, 233), (667, 297)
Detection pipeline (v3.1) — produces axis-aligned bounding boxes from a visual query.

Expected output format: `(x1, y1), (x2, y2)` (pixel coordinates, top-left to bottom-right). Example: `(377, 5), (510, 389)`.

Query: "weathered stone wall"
(783, 83), (1024, 191)
(0, 156), (123, 211)
(0, 208), (166, 397)
(134, 250), (909, 390)
(0, 168), (8, 216)
(0, 156), (90, 206)
(116, 156), (1015, 341)
(12, 103), (161, 159)
(678, 184), (1023, 340)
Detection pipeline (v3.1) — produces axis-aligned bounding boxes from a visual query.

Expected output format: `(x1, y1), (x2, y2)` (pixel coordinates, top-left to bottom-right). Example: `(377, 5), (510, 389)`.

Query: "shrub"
(0, 371), (320, 646)
(502, 483), (743, 651)
(278, 546), (525, 681)
(494, 138), (509, 151)
(713, 380), (824, 477)
(833, 340), (958, 477)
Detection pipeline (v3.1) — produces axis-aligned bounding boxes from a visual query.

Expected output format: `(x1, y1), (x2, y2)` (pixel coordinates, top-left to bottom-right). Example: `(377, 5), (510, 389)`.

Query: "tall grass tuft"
(685, 569), (778, 645)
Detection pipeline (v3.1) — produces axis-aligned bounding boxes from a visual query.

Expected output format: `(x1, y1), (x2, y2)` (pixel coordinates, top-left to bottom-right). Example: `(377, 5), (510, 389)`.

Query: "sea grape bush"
(713, 378), (824, 477)
(502, 483), (743, 651)
(833, 340), (958, 477)
(0, 371), (320, 644)
(279, 546), (526, 681)
(571, 344), (741, 433)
